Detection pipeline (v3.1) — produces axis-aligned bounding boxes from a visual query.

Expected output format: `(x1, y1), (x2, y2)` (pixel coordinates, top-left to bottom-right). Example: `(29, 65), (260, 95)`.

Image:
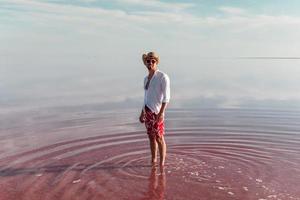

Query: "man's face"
(145, 58), (157, 71)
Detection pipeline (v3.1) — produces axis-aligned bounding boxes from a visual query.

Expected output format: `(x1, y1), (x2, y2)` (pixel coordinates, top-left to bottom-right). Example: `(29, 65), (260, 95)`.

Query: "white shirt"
(143, 69), (170, 114)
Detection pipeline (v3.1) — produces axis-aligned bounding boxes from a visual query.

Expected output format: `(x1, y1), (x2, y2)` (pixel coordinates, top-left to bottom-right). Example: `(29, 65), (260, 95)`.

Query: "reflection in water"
(0, 107), (300, 199)
(144, 166), (166, 200)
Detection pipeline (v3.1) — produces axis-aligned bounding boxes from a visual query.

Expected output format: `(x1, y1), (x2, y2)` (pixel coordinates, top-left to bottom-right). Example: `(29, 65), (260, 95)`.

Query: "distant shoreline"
(237, 56), (300, 60)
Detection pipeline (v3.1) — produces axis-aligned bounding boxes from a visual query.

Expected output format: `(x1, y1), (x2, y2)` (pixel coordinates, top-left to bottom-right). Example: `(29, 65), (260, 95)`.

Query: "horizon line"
(236, 56), (300, 60)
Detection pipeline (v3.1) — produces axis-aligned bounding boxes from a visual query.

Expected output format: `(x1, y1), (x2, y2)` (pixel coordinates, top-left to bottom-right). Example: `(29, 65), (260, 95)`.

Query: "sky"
(1, 0), (300, 111)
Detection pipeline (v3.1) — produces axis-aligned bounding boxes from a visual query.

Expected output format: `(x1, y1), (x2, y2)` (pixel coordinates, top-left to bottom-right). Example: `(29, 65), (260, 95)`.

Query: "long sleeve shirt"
(143, 69), (170, 114)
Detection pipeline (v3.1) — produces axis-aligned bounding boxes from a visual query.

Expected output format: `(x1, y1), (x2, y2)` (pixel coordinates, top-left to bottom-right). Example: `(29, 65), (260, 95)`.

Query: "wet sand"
(0, 107), (300, 200)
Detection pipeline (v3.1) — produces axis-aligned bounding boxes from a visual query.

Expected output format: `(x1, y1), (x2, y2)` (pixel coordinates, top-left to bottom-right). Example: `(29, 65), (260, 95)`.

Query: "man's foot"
(151, 159), (157, 166)
(160, 160), (165, 167)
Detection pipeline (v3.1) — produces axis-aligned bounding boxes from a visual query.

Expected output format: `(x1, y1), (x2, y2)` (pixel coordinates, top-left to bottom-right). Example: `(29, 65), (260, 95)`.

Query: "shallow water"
(0, 106), (300, 200)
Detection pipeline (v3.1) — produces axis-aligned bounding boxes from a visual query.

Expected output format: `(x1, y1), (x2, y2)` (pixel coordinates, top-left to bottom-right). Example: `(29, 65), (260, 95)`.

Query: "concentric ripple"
(0, 108), (300, 200)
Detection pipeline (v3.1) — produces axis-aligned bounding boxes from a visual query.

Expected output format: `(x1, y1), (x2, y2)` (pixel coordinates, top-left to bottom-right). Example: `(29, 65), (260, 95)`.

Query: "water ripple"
(0, 108), (299, 200)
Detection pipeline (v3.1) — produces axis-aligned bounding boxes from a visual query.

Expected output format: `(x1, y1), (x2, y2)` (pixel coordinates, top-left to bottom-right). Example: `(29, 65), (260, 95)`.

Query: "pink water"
(0, 107), (300, 200)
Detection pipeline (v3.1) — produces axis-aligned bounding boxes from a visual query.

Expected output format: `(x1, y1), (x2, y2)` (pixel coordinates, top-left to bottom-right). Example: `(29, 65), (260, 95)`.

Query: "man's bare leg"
(156, 136), (166, 166)
(149, 135), (158, 165)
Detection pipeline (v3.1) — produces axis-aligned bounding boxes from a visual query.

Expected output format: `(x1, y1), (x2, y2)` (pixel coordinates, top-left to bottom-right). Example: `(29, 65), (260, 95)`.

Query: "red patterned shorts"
(144, 106), (165, 138)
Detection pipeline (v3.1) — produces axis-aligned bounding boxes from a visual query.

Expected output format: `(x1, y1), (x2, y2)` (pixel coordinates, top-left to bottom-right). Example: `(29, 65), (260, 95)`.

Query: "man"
(139, 52), (170, 167)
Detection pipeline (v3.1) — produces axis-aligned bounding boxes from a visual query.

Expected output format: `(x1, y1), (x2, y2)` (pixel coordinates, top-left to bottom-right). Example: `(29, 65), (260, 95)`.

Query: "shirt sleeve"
(161, 74), (170, 103)
(143, 76), (147, 89)
(142, 77), (146, 108)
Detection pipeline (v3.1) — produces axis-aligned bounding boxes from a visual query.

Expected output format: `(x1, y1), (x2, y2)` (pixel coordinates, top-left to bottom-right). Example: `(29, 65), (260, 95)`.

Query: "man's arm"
(140, 76), (146, 123)
(157, 102), (168, 121)
(157, 75), (170, 122)
(139, 107), (145, 123)
(159, 102), (168, 115)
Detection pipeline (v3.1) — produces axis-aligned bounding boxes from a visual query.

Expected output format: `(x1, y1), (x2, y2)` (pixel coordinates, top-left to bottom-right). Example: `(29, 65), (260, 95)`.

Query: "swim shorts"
(144, 106), (165, 138)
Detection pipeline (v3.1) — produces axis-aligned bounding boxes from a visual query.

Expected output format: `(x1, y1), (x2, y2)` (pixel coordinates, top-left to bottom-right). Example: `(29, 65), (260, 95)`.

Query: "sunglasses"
(146, 59), (156, 64)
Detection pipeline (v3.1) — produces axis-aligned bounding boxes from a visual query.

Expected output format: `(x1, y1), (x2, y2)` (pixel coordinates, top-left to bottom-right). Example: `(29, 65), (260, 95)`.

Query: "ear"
(142, 54), (147, 65)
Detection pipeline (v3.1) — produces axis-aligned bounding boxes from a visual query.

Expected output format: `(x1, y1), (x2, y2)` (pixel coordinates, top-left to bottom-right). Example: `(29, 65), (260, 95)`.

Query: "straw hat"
(142, 52), (160, 65)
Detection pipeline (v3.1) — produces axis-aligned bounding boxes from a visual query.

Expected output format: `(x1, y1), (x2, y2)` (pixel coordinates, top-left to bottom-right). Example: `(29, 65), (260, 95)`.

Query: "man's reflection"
(145, 166), (166, 200)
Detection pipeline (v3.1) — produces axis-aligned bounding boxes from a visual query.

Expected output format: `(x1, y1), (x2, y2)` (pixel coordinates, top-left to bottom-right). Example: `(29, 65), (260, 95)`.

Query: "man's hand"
(157, 102), (167, 122)
(156, 112), (164, 122)
(139, 110), (145, 123)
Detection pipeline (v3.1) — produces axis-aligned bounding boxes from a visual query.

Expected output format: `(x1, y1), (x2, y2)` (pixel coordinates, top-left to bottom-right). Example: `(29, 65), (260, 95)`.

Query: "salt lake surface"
(0, 105), (300, 200)
(1, 58), (300, 199)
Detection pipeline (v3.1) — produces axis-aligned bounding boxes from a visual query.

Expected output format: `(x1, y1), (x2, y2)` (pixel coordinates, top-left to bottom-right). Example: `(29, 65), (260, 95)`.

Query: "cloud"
(3, 0), (300, 30)
(115, 0), (194, 12)
(219, 6), (246, 15)
(78, 0), (98, 2)
(2, 0), (300, 59)
(2, 1), (300, 56)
